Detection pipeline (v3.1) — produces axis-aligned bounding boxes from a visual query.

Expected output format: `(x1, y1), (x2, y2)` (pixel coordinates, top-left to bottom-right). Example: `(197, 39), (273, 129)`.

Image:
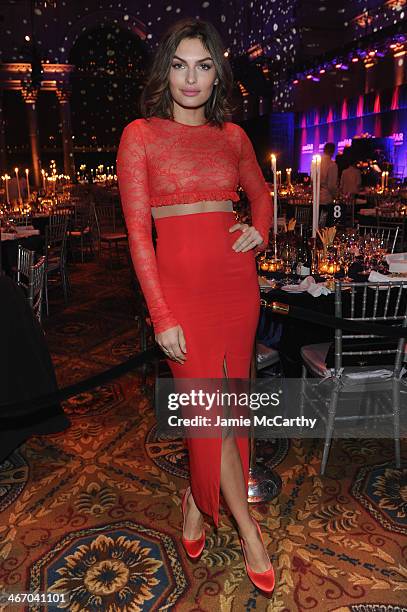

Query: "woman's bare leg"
(184, 436), (270, 571)
(183, 488), (204, 539)
(220, 435), (270, 572)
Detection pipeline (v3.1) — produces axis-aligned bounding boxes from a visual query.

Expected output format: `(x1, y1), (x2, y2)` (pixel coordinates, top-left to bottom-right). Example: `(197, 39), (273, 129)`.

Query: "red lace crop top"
(116, 116), (273, 334)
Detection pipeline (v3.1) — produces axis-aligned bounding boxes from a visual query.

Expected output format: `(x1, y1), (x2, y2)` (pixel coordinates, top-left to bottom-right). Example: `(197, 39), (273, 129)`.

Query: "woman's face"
(168, 37), (218, 110)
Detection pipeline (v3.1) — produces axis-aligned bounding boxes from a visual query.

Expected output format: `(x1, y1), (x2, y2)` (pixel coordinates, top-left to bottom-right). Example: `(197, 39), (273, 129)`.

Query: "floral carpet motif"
(0, 262), (405, 611)
(28, 523), (187, 611)
(351, 462), (407, 535)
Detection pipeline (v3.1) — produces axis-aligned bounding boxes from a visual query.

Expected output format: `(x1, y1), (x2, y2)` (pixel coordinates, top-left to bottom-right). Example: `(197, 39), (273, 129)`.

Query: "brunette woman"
(116, 18), (274, 594)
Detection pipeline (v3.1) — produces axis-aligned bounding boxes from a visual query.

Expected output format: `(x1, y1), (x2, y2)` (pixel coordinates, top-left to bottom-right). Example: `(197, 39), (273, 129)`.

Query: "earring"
(214, 79), (219, 85)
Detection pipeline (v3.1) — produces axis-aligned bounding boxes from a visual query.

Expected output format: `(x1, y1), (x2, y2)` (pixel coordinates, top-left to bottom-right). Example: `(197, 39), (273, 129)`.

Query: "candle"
(25, 168), (30, 201)
(381, 171), (385, 190)
(41, 169), (46, 191)
(286, 168), (292, 187)
(311, 156), (317, 238)
(270, 154), (277, 238)
(315, 155), (321, 233)
(4, 174), (10, 205)
(311, 155), (321, 238)
(14, 167), (22, 203)
(385, 171), (389, 189)
(277, 170), (282, 187)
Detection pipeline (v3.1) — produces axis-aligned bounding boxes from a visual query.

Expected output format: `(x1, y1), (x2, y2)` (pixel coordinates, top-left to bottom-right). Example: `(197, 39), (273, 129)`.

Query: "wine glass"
(339, 247), (354, 282)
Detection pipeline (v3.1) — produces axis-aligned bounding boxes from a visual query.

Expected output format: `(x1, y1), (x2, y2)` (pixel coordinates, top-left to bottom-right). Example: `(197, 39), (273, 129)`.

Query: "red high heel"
(240, 518), (275, 594)
(181, 486), (205, 559)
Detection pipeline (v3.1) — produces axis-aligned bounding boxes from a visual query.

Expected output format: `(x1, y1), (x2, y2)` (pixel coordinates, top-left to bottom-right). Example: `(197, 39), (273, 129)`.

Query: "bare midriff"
(151, 199), (234, 219)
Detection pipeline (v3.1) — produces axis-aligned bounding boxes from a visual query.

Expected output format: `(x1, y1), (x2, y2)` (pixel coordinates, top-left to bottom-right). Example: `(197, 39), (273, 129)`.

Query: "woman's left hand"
(229, 223), (263, 252)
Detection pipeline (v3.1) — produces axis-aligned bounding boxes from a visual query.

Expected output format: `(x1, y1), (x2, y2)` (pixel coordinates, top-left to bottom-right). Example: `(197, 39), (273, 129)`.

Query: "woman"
(116, 18), (274, 594)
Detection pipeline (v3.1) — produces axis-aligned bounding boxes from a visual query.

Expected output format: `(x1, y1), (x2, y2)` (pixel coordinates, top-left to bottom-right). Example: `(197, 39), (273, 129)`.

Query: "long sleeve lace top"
(116, 116), (273, 334)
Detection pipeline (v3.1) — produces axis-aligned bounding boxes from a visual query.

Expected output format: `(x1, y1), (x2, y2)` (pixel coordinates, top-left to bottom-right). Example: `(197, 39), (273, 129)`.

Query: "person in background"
(340, 158), (362, 197)
(320, 142), (338, 227)
(335, 145), (351, 180)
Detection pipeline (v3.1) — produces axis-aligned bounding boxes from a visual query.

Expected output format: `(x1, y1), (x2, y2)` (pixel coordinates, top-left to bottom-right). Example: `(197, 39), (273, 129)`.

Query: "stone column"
(21, 84), (41, 188)
(56, 85), (75, 179)
(0, 91), (7, 175)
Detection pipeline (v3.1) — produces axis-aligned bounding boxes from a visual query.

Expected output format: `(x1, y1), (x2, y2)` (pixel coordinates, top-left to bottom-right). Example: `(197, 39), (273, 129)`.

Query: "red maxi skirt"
(155, 211), (260, 527)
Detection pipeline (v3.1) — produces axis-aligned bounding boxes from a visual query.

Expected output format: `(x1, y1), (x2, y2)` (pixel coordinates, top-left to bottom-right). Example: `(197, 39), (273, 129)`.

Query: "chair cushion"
(302, 342), (394, 383)
(100, 232), (127, 241)
(301, 343), (330, 377)
(256, 343), (279, 369)
(68, 227), (90, 236)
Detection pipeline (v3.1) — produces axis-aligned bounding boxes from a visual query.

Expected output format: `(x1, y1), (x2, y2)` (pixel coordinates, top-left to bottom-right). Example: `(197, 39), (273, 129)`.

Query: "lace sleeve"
(116, 121), (178, 334)
(237, 126), (273, 249)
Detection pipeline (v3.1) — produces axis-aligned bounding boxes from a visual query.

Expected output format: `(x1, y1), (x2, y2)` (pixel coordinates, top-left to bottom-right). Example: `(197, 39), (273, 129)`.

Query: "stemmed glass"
(338, 243), (354, 282)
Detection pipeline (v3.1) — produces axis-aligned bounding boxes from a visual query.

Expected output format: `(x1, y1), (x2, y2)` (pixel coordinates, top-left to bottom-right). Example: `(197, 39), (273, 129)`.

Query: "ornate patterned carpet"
(0, 260), (406, 611)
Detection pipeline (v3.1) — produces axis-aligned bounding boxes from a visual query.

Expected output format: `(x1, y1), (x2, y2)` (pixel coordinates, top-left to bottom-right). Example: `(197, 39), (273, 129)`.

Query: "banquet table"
(259, 272), (407, 377)
(260, 286), (334, 377)
(0, 229), (43, 275)
(0, 276), (70, 462)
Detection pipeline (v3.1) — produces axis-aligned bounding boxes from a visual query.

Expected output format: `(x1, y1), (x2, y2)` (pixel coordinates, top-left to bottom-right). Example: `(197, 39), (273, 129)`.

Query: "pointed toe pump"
(181, 486), (205, 559)
(240, 518), (275, 594)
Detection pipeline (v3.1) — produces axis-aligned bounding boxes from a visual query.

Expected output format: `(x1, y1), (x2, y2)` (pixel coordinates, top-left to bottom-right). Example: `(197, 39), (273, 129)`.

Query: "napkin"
(367, 271), (407, 283)
(385, 253), (407, 273)
(298, 276), (331, 297)
(258, 276), (274, 288)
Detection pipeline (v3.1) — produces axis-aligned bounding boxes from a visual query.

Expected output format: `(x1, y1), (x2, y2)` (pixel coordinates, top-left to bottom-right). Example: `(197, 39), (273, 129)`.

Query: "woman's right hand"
(155, 325), (187, 364)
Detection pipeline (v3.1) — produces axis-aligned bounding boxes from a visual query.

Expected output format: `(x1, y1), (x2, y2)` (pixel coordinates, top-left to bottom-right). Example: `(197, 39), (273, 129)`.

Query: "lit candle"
(385, 170), (389, 189)
(25, 168), (30, 201)
(381, 171), (385, 190)
(14, 167), (22, 203)
(41, 169), (46, 191)
(270, 154), (277, 238)
(4, 174), (10, 205)
(277, 170), (282, 187)
(286, 168), (292, 187)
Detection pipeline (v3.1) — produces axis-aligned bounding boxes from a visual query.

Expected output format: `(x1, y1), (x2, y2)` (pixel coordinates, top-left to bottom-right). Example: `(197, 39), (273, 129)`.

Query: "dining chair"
(44, 212), (70, 315)
(338, 195), (355, 229)
(250, 294), (280, 377)
(293, 206), (311, 228)
(300, 279), (407, 475)
(67, 203), (93, 263)
(92, 203), (128, 268)
(29, 256), (46, 324)
(256, 343), (280, 371)
(358, 224), (400, 253)
(16, 245), (46, 324)
(16, 244), (35, 287)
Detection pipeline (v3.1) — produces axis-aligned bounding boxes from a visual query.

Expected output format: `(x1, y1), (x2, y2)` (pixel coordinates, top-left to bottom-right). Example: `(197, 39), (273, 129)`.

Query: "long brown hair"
(139, 19), (235, 128)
